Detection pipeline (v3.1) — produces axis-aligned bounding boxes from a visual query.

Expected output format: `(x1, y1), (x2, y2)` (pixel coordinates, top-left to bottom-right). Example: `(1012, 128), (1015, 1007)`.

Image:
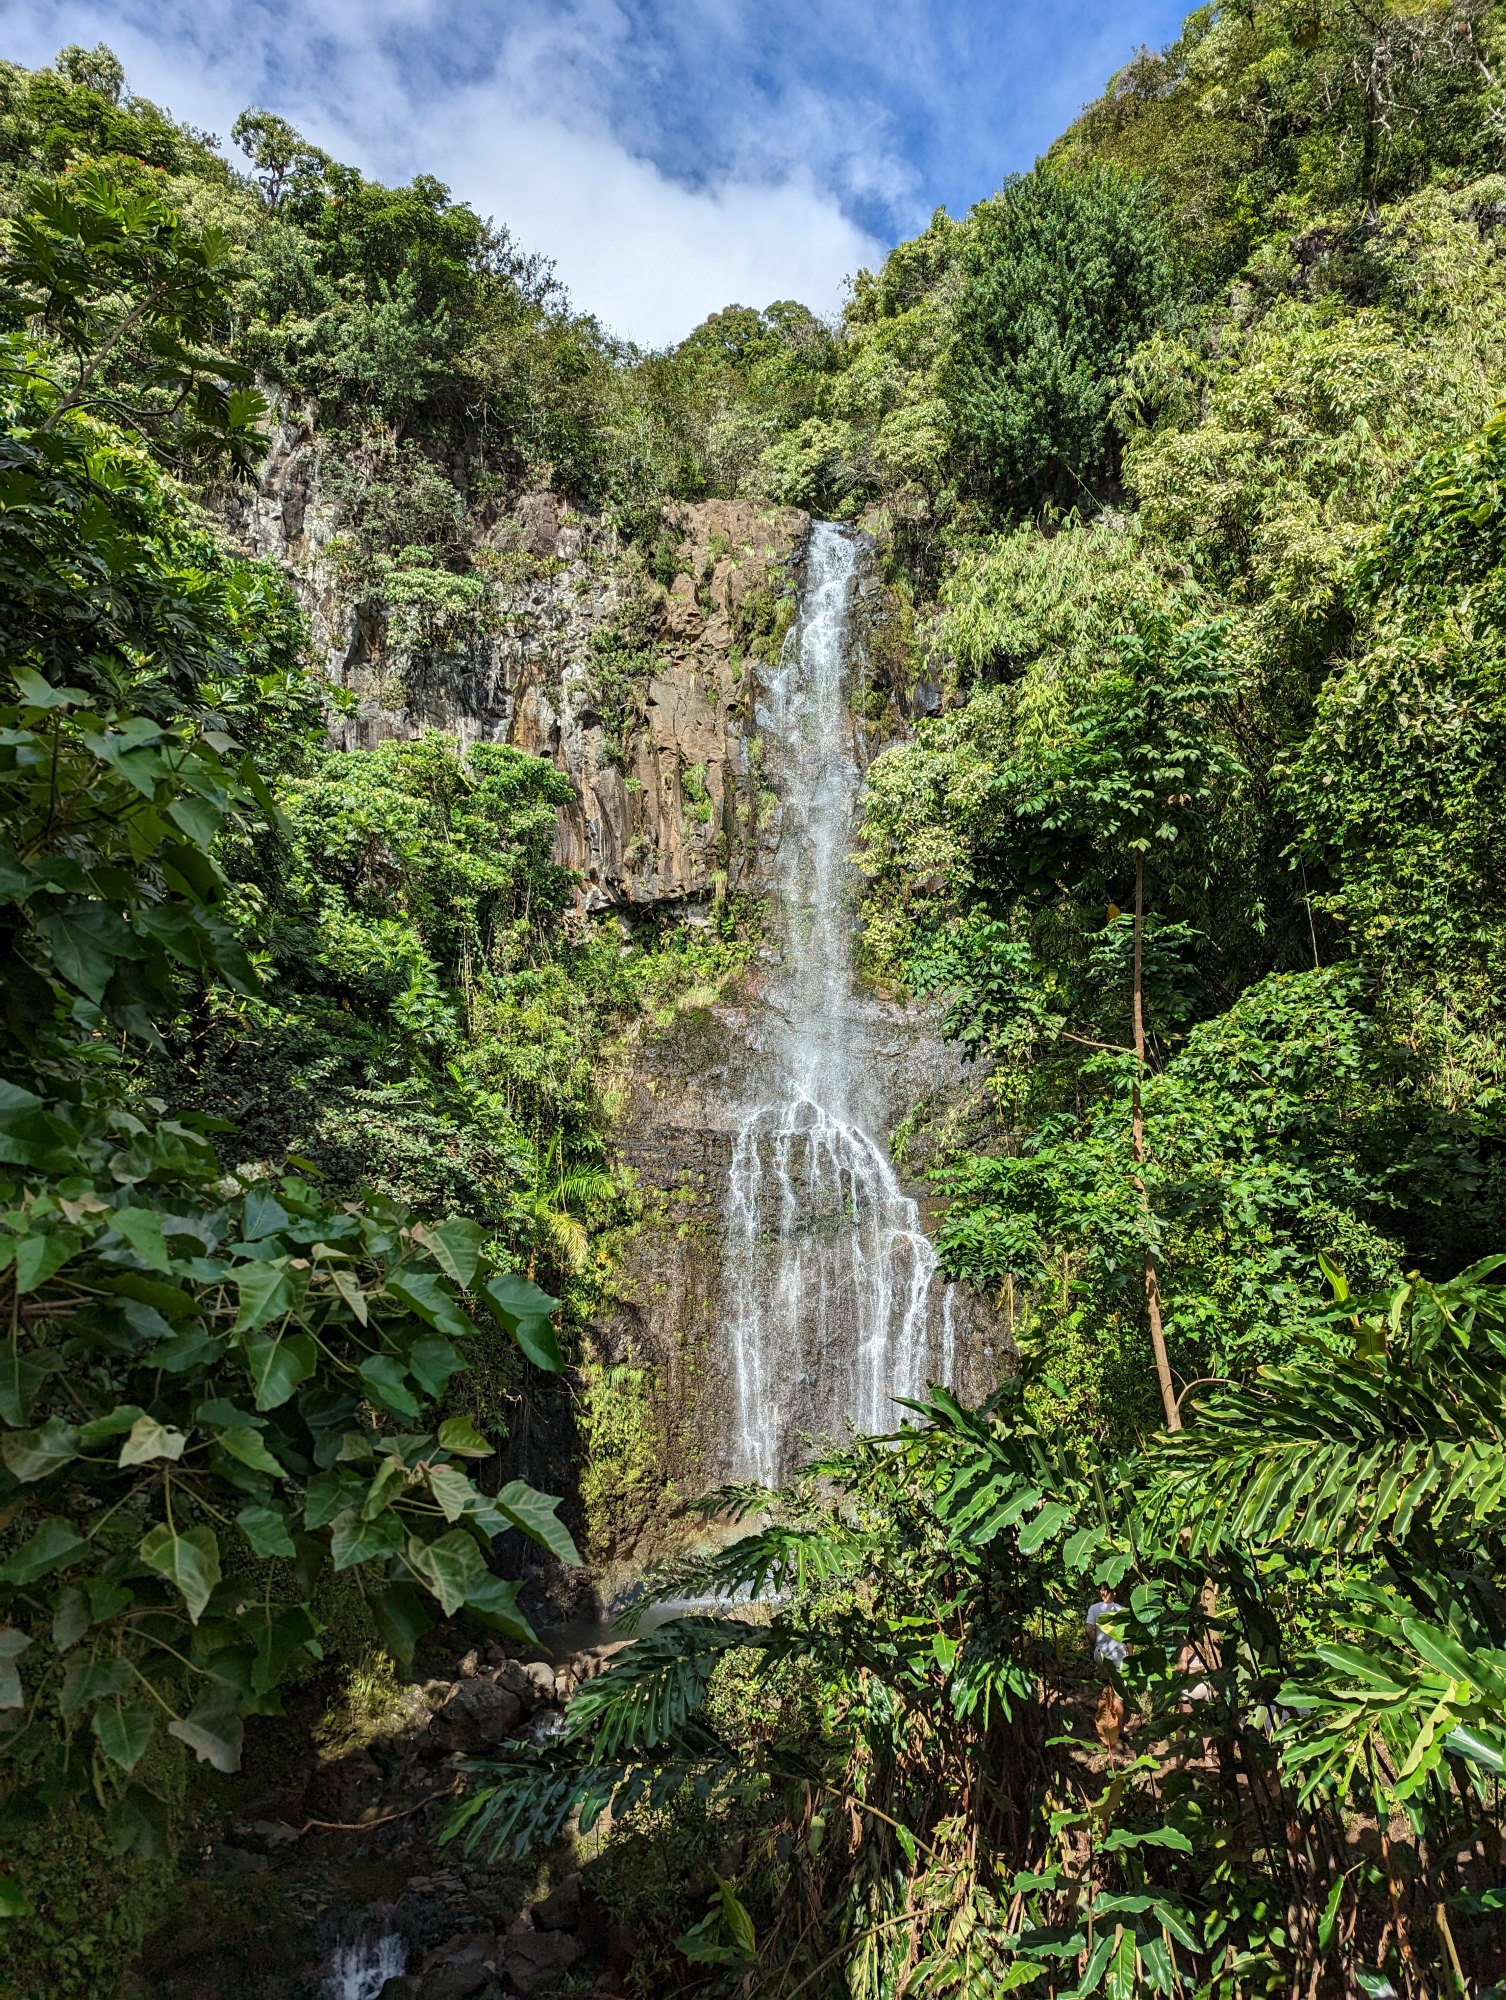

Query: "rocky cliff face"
(228, 416), (809, 912)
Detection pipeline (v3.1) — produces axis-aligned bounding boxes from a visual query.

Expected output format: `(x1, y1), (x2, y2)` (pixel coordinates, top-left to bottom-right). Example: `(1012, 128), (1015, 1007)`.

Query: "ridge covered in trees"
(2, 8), (1506, 1996)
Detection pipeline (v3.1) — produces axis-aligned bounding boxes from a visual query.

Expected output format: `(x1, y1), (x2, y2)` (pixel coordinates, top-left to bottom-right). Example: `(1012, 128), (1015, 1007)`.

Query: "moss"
(0, 1798), (176, 2000)
(576, 1363), (663, 1566)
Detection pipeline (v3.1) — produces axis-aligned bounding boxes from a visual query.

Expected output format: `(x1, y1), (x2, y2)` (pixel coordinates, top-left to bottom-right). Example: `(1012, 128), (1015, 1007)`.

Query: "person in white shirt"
(1085, 1583), (1127, 1668)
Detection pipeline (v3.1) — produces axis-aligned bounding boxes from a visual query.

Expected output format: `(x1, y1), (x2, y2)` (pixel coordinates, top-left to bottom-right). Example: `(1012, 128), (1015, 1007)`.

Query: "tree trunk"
(1132, 852), (1181, 1430)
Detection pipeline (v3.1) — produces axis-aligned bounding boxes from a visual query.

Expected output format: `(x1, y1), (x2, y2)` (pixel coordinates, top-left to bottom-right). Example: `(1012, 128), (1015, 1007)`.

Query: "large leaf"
(13, 1226), (83, 1295)
(216, 1426), (284, 1477)
(236, 1504), (296, 1560)
(329, 1509), (406, 1570)
(245, 1331), (317, 1411)
(0, 1630), (32, 1709)
(491, 1480), (581, 1566)
(479, 1274), (564, 1371)
(357, 1352), (421, 1419)
(234, 1261), (306, 1335)
(109, 1206), (173, 1275)
(371, 1582), (433, 1671)
(138, 1523), (221, 1623)
(117, 1415), (186, 1467)
(385, 1268), (475, 1342)
(92, 1696), (156, 1776)
(419, 1217), (487, 1288)
(437, 1416), (492, 1459)
(0, 1518), (89, 1584)
(406, 1529), (486, 1615)
(167, 1685), (243, 1771)
(1, 1416), (79, 1482)
(464, 1572), (534, 1642)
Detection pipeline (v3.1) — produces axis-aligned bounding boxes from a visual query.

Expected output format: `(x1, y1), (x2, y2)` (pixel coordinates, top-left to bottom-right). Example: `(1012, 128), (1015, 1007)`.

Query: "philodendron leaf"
(109, 1207), (173, 1275)
(118, 1415), (186, 1467)
(58, 1656), (132, 1717)
(217, 1426), (284, 1477)
(384, 1269), (475, 1342)
(492, 1480), (581, 1566)
(478, 1275), (564, 1371)
(139, 1523), (221, 1623)
(233, 1260), (305, 1335)
(0, 1630), (32, 1709)
(1, 1416), (79, 1482)
(92, 1698), (155, 1771)
(329, 1509), (406, 1571)
(237, 1504), (296, 1560)
(464, 1572), (534, 1642)
(357, 1353), (421, 1419)
(408, 1337), (463, 1398)
(14, 1225), (82, 1294)
(418, 1217), (486, 1289)
(371, 1582), (433, 1671)
(406, 1529), (486, 1616)
(437, 1416), (492, 1459)
(0, 1518), (89, 1584)
(246, 1332), (317, 1411)
(427, 1463), (482, 1523)
(167, 1685), (243, 1772)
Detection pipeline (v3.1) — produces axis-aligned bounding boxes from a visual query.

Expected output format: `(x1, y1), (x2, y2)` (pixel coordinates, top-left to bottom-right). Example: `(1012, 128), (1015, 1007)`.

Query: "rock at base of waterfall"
(427, 1677), (523, 1754)
(504, 1928), (583, 1993)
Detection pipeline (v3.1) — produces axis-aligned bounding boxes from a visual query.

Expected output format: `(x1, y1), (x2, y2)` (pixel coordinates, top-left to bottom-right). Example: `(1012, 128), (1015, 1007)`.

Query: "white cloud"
(1, 0), (885, 343)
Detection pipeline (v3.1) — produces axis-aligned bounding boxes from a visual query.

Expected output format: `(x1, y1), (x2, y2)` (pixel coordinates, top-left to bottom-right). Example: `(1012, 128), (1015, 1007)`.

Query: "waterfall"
(723, 522), (941, 1484)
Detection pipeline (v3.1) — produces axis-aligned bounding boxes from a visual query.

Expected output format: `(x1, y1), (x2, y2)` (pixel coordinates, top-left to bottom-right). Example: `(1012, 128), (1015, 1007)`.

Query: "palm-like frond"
(565, 1616), (768, 1759)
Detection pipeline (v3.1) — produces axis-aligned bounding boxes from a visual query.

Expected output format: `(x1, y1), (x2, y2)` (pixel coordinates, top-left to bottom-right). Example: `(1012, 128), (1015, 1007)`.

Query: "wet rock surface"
(132, 1631), (625, 2000)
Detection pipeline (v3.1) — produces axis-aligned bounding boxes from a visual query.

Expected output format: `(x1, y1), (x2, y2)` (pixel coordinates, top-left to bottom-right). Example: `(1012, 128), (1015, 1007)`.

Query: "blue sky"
(1, 0), (1190, 343)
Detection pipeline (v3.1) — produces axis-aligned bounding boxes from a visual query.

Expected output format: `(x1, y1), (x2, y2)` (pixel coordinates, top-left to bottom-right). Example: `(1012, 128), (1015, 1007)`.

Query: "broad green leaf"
(371, 1582), (433, 1671)
(77, 1405), (145, 1443)
(217, 1426), (284, 1476)
(492, 1480), (581, 1566)
(0, 1630), (32, 1708)
(1444, 1724), (1506, 1774)
(408, 1336), (463, 1398)
(479, 1274), (564, 1370)
(237, 1504), (296, 1559)
(245, 1332), (317, 1410)
(0, 1518), (90, 1584)
(167, 1686), (243, 1772)
(58, 1655), (132, 1716)
(14, 1226), (82, 1295)
(385, 1268), (475, 1342)
(428, 1462), (482, 1522)
(139, 1523), (221, 1624)
(419, 1217), (486, 1288)
(51, 1588), (89, 1651)
(329, 1508), (406, 1570)
(715, 1875), (756, 1958)
(110, 1207), (173, 1275)
(330, 1267), (368, 1325)
(464, 1571), (534, 1641)
(2, 1416), (79, 1482)
(357, 1353), (421, 1419)
(1017, 1501), (1073, 1554)
(234, 1261), (305, 1335)
(437, 1416), (492, 1458)
(406, 1529), (486, 1615)
(108, 1785), (171, 1859)
(93, 1701), (156, 1773)
(510, 1316), (566, 1374)
(117, 1415), (186, 1467)
(0, 1875), (31, 1919)
(360, 1455), (409, 1519)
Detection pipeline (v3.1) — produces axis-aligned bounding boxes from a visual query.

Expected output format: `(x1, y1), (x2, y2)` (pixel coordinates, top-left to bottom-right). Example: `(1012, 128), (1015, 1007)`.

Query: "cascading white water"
(724, 522), (942, 1484)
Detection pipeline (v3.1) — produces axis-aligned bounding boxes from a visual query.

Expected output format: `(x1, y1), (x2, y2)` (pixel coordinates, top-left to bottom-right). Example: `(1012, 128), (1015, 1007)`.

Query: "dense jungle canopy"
(2, 6), (1506, 1997)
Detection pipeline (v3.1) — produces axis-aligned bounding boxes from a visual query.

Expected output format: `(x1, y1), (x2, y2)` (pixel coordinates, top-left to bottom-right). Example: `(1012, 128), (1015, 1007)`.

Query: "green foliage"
(0, 319), (572, 1920)
(947, 164), (1175, 509)
(442, 1299), (1506, 1995)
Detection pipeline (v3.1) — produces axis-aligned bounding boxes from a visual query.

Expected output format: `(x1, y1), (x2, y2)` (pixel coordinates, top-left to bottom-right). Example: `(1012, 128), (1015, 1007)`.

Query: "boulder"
(533, 1875), (580, 1930)
(427, 1678), (523, 1755)
(418, 1932), (497, 2000)
(503, 1930), (582, 1994)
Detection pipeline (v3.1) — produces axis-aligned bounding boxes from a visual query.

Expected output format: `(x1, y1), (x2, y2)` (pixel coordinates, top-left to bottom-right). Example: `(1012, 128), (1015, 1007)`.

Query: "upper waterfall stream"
(724, 522), (952, 1483)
